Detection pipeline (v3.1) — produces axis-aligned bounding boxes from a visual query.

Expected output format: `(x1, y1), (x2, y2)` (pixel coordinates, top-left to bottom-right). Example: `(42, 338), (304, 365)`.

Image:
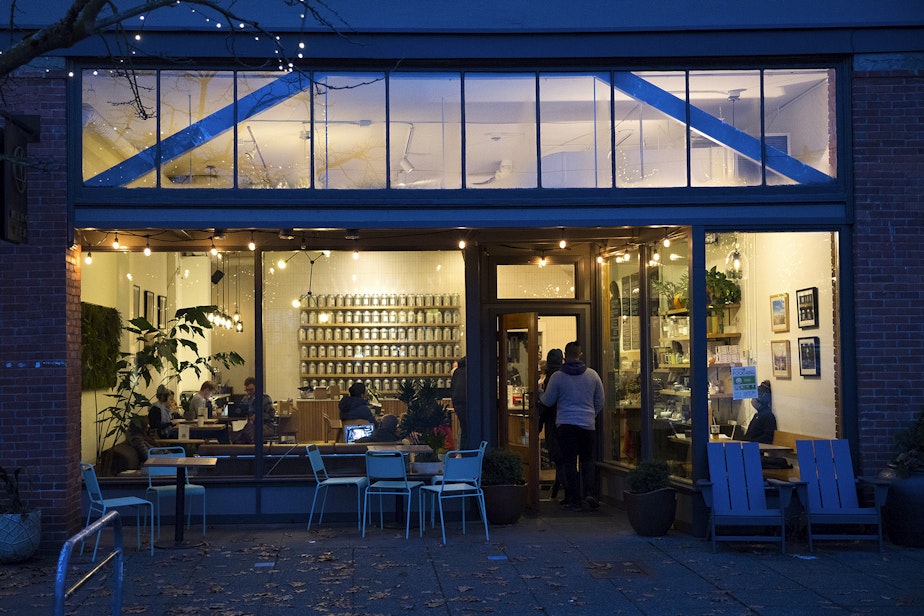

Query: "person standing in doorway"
(539, 341), (605, 511)
(538, 349), (565, 500)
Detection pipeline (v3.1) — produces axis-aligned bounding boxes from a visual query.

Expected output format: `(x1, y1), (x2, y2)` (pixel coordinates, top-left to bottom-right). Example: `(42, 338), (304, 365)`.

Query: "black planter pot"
(624, 488), (676, 537)
(482, 484), (526, 525)
(883, 469), (924, 547)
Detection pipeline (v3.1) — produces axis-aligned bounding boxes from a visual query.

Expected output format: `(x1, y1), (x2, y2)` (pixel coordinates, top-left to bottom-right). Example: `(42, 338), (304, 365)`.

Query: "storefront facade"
(1, 1), (922, 545)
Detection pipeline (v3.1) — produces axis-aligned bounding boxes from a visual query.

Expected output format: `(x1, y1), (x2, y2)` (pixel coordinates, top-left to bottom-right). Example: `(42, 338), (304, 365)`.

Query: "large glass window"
(389, 73), (463, 189)
(464, 73), (538, 188)
(539, 73), (613, 188)
(602, 230), (840, 482)
(81, 66), (838, 190)
(314, 72), (387, 189)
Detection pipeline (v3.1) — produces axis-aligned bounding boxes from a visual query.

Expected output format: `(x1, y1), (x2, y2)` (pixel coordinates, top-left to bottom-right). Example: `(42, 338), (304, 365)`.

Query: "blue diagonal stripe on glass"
(611, 72), (834, 185)
(87, 71), (313, 187)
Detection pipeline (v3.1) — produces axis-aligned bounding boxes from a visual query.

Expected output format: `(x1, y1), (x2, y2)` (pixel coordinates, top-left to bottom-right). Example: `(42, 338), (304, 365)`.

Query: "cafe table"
(143, 456), (217, 549)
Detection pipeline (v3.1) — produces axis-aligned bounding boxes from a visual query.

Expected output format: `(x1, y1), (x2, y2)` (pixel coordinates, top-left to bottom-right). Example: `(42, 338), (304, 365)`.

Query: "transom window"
(81, 68), (837, 190)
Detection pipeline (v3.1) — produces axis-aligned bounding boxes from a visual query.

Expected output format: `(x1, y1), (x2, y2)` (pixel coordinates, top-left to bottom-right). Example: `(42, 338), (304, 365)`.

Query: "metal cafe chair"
(80, 462), (154, 561)
(145, 446), (207, 539)
(363, 450), (423, 539)
(306, 444), (369, 531)
(419, 447), (489, 544)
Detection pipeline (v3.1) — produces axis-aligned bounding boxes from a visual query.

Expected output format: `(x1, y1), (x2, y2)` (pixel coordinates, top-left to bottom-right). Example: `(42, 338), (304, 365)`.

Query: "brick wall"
(0, 63), (83, 547)
(852, 59), (924, 475)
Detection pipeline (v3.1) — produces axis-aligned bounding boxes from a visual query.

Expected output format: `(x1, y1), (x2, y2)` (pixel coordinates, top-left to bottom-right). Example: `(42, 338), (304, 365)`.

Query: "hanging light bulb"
(210, 237), (218, 256)
(653, 249), (660, 262)
(596, 253), (604, 264)
(235, 320), (244, 333)
(458, 239), (466, 250)
(233, 309), (240, 323)
(663, 237), (671, 248)
(143, 236), (151, 256)
(292, 298), (301, 308)
(84, 250), (93, 265)
(277, 258), (287, 269)
(725, 233), (748, 280)
(112, 232), (120, 249)
(248, 232), (256, 251)
(538, 253), (548, 267)
(353, 249), (359, 260)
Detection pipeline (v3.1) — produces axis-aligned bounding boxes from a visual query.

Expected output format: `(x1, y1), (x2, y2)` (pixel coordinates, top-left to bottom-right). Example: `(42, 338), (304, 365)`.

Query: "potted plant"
(652, 272), (689, 311)
(481, 448), (527, 525)
(93, 306), (244, 475)
(883, 409), (924, 547)
(397, 378), (450, 473)
(0, 466), (41, 564)
(623, 460), (676, 536)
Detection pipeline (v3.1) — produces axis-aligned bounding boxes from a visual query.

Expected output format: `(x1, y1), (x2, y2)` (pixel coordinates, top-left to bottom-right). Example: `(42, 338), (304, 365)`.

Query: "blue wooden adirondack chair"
(699, 441), (794, 553)
(795, 439), (888, 551)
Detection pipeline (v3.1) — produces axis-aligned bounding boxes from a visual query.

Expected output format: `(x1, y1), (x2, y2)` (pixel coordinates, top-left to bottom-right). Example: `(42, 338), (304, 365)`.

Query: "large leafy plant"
(96, 306), (244, 464)
(397, 378), (449, 461)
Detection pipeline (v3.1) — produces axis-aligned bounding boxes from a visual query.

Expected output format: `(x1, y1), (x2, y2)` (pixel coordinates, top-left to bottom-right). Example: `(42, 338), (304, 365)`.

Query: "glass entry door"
(498, 312), (540, 510)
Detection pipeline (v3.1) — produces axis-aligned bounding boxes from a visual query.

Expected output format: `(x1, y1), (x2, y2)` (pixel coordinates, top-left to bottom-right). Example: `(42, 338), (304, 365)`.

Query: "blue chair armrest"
(858, 476), (890, 507)
(765, 478), (796, 508)
(695, 479), (714, 507)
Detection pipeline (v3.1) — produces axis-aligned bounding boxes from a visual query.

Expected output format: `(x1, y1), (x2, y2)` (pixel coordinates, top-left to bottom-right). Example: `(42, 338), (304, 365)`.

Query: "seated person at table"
(338, 382), (377, 425)
(149, 385), (179, 438)
(744, 380), (777, 444)
(234, 376), (275, 421)
(232, 409), (256, 444)
(355, 414), (402, 443)
(185, 380), (216, 420)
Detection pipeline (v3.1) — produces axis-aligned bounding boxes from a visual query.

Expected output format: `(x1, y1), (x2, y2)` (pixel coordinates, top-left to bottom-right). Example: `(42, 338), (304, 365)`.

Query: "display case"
(296, 293), (462, 394)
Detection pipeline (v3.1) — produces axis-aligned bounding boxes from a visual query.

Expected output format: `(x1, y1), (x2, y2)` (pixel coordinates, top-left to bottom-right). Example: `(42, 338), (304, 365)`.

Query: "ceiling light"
(235, 321), (244, 332)
(559, 228), (567, 249)
(458, 240), (466, 250)
(292, 298), (301, 308)
(210, 237), (218, 256)
(248, 232), (256, 251)
(112, 233), (120, 250)
(399, 158), (414, 174)
(652, 249), (660, 262)
(84, 250), (93, 265)
(596, 253), (604, 264)
(277, 258), (287, 269)
(353, 249), (359, 260)
(143, 236), (151, 256)
(663, 237), (671, 248)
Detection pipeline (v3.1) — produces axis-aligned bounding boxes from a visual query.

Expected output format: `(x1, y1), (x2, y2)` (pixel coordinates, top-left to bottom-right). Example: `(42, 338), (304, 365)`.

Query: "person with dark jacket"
(338, 381), (377, 425)
(744, 380), (777, 444)
(539, 341), (605, 511)
(356, 414), (401, 443)
(538, 349), (565, 499)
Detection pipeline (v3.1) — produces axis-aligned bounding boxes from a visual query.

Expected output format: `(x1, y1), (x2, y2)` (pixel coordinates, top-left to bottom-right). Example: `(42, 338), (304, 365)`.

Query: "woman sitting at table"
(149, 385), (179, 439)
(338, 382), (377, 426)
(744, 380), (777, 444)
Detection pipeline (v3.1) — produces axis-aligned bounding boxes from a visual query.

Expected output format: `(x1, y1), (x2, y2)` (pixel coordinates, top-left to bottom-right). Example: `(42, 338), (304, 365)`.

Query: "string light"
(209, 237), (218, 256)
(663, 237), (671, 248)
(143, 236), (151, 256)
(248, 232), (256, 251)
(84, 250), (93, 265)
(112, 232), (120, 249)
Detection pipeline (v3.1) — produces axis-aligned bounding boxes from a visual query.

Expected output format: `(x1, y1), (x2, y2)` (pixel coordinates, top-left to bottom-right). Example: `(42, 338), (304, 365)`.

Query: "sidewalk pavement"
(2, 500), (922, 616)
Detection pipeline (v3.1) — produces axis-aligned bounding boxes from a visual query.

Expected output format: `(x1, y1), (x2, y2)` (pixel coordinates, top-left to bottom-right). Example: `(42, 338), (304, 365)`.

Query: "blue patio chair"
(699, 441), (794, 553)
(419, 447), (489, 544)
(80, 462), (154, 561)
(145, 446), (206, 539)
(363, 450), (423, 539)
(795, 439), (888, 551)
(306, 444), (369, 531)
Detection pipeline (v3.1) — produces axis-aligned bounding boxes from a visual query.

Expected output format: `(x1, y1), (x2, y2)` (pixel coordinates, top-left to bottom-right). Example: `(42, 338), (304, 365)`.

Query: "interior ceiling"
(79, 226), (674, 255)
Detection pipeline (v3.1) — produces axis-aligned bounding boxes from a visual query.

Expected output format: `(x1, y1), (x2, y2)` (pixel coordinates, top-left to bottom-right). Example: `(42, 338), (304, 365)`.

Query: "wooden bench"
(762, 431), (820, 481)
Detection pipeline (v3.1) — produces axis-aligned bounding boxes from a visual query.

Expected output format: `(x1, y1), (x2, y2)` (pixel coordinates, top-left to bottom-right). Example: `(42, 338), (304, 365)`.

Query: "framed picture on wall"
(157, 295), (167, 328)
(132, 285), (141, 319)
(798, 336), (821, 377)
(796, 286), (819, 329)
(144, 290), (155, 324)
(771, 340), (791, 379)
(770, 293), (789, 333)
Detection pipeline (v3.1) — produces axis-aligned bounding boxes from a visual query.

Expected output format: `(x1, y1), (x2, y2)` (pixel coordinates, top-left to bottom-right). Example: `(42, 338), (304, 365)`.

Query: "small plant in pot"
(398, 378), (450, 473)
(481, 448), (526, 525)
(883, 409), (924, 547)
(0, 466), (41, 564)
(623, 460), (676, 537)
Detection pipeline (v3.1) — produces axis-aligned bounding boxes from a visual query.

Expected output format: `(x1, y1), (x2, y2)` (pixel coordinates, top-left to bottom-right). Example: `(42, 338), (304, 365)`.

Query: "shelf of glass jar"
(299, 325), (459, 343)
(300, 341), (461, 357)
(299, 306), (461, 327)
(300, 360), (456, 379)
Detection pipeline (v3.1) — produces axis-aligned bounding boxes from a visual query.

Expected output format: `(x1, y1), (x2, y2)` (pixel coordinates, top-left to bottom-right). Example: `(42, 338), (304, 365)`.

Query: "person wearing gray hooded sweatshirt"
(539, 341), (605, 511)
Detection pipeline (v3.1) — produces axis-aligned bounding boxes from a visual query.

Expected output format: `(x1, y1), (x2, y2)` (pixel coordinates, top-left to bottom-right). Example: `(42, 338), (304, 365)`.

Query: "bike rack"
(53, 510), (124, 616)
